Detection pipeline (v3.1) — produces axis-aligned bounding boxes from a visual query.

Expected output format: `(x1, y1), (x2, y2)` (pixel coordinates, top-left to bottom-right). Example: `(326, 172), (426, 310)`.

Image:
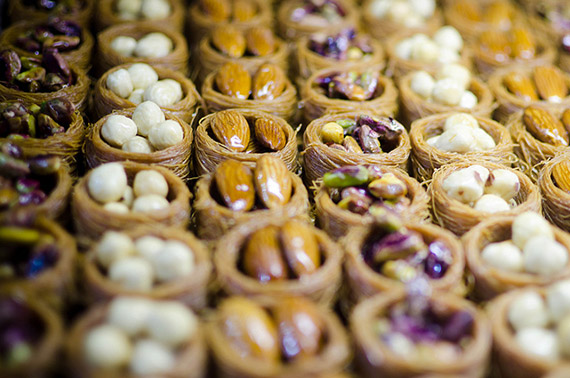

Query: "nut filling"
(289, 0), (346, 26)
(308, 28), (373, 61)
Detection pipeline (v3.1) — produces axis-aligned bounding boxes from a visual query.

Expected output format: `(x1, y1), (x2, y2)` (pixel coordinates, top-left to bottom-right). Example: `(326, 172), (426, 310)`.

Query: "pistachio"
(254, 118), (286, 151)
(252, 64), (286, 101)
(28, 155), (60, 175)
(337, 188), (371, 215)
(254, 155), (292, 209)
(211, 26), (246, 58)
(243, 225), (288, 282)
(215, 62), (251, 100)
(368, 173), (408, 200)
(323, 165), (369, 188)
(211, 110), (251, 152)
(0, 226), (41, 244)
(367, 230), (427, 265)
(357, 125), (382, 153)
(321, 122), (344, 144)
(218, 297), (280, 362)
(0, 50), (22, 83)
(272, 297), (325, 361)
(342, 135), (363, 153)
(280, 220), (320, 277)
(214, 159), (255, 212)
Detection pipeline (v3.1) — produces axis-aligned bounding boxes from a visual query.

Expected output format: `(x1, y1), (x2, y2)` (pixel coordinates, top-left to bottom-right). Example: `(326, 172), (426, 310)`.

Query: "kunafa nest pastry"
(409, 112), (514, 182)
(295, 28), (385, 84)
(0, 98), (86, 169)
(429, 160), (541, 236)
(0, 49), (90, 111)
(95, 22), (189, 76)
(464, 212), (570, 300)
(277, 0), (359, 41)
(66, 297), (206, 377)
(188, 0), (272, 45)
(0, 18), (94, 71)
(202, 61), (298, 122)
(302, 63), (398, 123)
(506, 107), (570, 180)
(71, 162), (191, 245)
(83, 226), (212, 311)
(343, 221), (466, 308)
(214, 217), (343, 306)
(193, 108), (298, 176)
(303, 112), (411, 187)
(197, 25), (289, 85)
(95, 0), (185, 32)
(314, 164), (430, 240)
(362, 0), (443, 41)
(0, 289), (63, 378)
(92, 63), (201, 124)
(351, 289), (492, 378)
(539, 152), (570, 232)
(207, 296), (351, 378)
(385, 26), (471, 79)
(487, 283), (570, 378)
(84, 105), (193, 180)
(193, 156), (309, 240)
(398, 65), (495, 126)
(8, 0), (95, 27)
(0, 216), (77, 310)
(489, 64), (570, 123)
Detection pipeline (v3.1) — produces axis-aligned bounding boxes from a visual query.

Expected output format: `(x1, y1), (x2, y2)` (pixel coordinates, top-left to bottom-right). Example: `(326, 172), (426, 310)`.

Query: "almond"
(218, 297), (280, 362)
(243, 225), (288, 282)
(479, 30), (510, 62)
(233, 0), (256, 22)
(254, 155), (292, 209)
(510, 26), (536, 60)
(211, 109), (251, 151)
(272, 297), (325, 361)
(552, 160), (570, 193)
(562, 109), (570, 134)
(200, 0), (230, 22)
(252, 63), (286, 101)
(503, 72), (538, 102)
(534, 66), (568, 103)
(523, 106), (569, 147)
(246, 27), (276, 56)
(211, 26), (246, 58)
(214, 159), (255, 211)
(484, 1), (514, 30)
(453, 0), (481, 22)
(254, 117), (286, 151)
(215, 62), (252, 100)
(280, 220), (320, 277)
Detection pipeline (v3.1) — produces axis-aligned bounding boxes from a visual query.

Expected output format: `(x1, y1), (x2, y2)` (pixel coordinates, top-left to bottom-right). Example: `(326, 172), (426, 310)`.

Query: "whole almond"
(553, 160), (570, 193)
(562, 109), (570, 134)
(233, 0), (256, 22)
(254, 155), (292, 209)
(503, 72), (538, 102)
(218, 297), (280, 362)
(246, 27), (276, 56)
(243, 225), (288, 282)
(510, 27), (536, 60)
(211, 109), (251, 151)
(252, 64), (286, 101)
(254, 118), (286, 151)
(272, 297), (325, 361)
(200, 0), (230, 21)
(534, 66), (568, 103)
(484, 1), (514, 30)
(211, 26), (246, 58)
(453, 1), (481, 22)
(479, 30), (510, 62)
(523, 106), (569, 146)
(214, 159), (255, 211)
(215, 62), (252, 100)
(280, 220), (320, 277)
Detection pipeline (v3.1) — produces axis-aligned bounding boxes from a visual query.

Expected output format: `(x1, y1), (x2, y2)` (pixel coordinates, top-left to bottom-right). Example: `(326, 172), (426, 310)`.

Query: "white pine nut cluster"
(95, 230), (195, 291)
(426, 113), (495, 153)
(106, 63), (183, 106)
(395, 26), (463, 65)
(507, 280), (570, 361)
(482, 212), (568, 276)
(84, 297), (197, 375)
(87, 163), (171, 215)
(116, 0), (171, 21)
(369, 0), (436, 28)
(410, 64), (477, 108)
(442, 164), (520, 212)
(101, 101), (183, 153)
(110, 32), (173, 59)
